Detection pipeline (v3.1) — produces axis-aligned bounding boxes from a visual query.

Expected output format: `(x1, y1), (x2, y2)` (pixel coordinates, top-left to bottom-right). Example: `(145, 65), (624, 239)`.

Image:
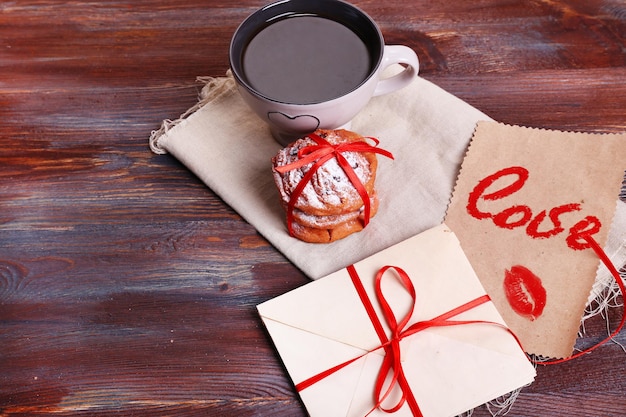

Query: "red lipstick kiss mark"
(504, 265), (547, 321)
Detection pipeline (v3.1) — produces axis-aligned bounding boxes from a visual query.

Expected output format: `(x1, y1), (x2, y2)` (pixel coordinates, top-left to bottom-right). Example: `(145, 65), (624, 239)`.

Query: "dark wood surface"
(1, 1), (625, 416)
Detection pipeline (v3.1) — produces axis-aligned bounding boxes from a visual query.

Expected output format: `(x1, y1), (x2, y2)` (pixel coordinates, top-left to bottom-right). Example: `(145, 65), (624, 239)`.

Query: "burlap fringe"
(581, 175), (626, 350)
(581, 268), (626, 353)
(149, 72), (236, 155)
(455, 384), (529, 417)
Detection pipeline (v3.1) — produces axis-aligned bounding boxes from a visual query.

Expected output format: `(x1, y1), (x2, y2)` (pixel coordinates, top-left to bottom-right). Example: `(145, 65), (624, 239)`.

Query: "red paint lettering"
(466, 166), (601, 250)
(526, 203), (581, 239)
(566, 216), (602, 250)
(493, 205), (532, 229)
(467, 166), (529, 220)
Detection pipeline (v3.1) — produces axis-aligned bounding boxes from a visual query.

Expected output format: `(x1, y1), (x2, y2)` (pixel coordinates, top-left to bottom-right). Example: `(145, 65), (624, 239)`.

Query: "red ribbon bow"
(274, 132), (394, 237)
(296, 265), (521, 416)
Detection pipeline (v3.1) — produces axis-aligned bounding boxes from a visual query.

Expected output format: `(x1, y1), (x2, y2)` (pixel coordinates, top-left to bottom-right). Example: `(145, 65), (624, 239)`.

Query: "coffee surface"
(242, 16), (372, 104)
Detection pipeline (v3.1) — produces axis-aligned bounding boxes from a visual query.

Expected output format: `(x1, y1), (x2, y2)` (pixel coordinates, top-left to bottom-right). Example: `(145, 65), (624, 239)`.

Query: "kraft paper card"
(445, 121), (626, 359)
(258, 224), (536, 417)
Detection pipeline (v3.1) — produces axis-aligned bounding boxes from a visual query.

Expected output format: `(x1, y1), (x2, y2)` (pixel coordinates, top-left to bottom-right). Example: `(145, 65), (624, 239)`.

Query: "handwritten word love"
(466, 166), (601, 251)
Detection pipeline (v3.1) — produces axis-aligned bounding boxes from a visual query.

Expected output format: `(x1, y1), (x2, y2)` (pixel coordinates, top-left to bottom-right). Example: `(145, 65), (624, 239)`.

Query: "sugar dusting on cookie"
(271, 128), (391, 243)
(272, 131), (375, 213)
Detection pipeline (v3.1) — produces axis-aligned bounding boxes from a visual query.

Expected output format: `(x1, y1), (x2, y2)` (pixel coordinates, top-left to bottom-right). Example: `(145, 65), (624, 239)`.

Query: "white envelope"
(258, 224), (536, 417)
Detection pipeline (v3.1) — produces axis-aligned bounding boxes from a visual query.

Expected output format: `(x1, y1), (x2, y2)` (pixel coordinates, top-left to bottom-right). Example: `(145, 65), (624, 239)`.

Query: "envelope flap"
(260, 316), (368, 416)
(258, 269), (381, 350)
(350, 224), (495, 325)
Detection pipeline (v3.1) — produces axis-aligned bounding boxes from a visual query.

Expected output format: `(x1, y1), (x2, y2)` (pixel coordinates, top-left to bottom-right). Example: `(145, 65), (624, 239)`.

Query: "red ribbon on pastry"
(274, 132), (394, 237)
(295, 264), (524, 416)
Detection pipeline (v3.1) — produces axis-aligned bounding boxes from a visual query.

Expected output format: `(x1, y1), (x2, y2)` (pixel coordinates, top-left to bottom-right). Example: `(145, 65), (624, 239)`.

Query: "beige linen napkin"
(149, 71), (626, 292)
(150, 71), (490, 279)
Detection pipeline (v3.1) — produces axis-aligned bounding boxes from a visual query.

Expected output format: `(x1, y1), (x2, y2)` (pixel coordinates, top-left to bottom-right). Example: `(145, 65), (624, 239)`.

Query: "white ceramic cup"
(229, 0), (419, 146)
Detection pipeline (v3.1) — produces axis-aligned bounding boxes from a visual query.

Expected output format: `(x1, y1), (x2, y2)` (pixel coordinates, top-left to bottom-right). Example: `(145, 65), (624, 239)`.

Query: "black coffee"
(242, 16), (372, 104)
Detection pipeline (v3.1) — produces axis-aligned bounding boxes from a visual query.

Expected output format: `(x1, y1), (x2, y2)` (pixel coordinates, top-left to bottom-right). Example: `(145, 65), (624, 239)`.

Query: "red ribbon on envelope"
(274, 132), (394, 237)
(295, 264), (523, 416)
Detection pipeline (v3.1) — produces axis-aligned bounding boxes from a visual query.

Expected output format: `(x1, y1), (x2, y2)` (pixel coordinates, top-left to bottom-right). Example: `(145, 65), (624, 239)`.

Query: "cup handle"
(373, 45), (420, 97)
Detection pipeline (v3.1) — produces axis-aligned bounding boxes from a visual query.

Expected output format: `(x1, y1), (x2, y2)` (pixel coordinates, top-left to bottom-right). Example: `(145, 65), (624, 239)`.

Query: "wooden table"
(2, 1), (625, 415)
